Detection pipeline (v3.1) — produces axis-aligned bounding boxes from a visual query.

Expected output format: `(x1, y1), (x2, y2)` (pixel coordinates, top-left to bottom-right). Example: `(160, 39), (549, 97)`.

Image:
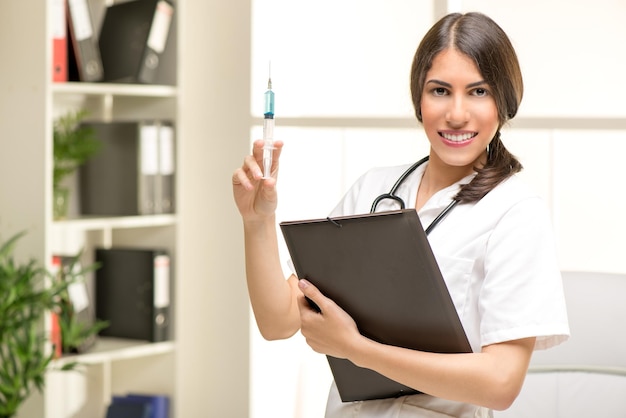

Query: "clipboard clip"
(326, 217), (342, 228)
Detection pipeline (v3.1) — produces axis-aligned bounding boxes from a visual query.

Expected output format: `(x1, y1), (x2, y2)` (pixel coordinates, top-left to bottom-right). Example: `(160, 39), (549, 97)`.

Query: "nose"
(445, 96), (470, 128)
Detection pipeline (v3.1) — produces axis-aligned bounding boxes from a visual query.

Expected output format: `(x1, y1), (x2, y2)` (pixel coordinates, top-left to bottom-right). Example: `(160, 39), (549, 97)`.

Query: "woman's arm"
(232, 139), (301, 340)
(353, 335), (534, 410)
(243, 218), (301, 339)
(297, 279), (535, 410)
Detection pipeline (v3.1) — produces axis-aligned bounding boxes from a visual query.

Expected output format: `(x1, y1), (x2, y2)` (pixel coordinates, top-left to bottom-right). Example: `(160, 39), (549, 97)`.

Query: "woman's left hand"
(297, 279), (363, 359)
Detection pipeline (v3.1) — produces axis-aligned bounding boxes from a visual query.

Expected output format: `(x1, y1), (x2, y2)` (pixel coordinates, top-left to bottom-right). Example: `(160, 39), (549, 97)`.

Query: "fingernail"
(298, 279), (309, 289)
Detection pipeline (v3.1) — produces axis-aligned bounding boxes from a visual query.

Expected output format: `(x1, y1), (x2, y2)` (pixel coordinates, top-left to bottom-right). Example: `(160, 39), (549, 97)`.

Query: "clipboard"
(280, 209), (472, 402)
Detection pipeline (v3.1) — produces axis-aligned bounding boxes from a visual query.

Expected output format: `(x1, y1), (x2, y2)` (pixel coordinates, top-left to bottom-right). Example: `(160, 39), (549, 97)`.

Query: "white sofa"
(495, 271), (626, 417)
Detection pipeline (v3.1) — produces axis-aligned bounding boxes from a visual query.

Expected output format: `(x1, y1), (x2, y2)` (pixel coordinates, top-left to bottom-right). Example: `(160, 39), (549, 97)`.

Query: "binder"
(52, 0), (68, 82)
(105, 401), (151, 418)
(95, 248), (171, 342)
(280, 209), (472, 402)
(52, 254), (99, 353)
(139, 123), (160, 215)
(78, 121), (176, 216)
(114, 394), (170, 418)
(99, 0), (175, 84)
(156, 123), (175, 214)
(49, 256), (63, 358)
(66, 0), (103, 82)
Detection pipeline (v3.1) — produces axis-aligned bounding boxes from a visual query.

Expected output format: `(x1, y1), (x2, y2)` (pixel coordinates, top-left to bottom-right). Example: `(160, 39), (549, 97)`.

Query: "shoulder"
(477, 175), (556, 253)
(487, 174), (540, 202)
(447, 174), (552, 244)
(477, 174), (548, 220)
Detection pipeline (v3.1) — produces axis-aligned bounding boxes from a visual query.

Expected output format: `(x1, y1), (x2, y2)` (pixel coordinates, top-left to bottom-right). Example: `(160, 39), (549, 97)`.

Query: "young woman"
(232, 12), (569, 418)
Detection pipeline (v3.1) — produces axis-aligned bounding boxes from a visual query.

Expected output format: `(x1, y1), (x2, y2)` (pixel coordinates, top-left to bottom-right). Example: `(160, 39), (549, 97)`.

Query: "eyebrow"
(426, 79), (488, 89)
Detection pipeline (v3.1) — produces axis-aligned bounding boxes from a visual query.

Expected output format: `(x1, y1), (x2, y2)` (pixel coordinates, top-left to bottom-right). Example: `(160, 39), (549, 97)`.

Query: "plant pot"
(53, 187), (70, 220)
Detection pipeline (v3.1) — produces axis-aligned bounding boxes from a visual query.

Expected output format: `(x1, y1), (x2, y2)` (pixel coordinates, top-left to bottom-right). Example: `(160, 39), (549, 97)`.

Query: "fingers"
(232, 154), (263, 191)
(252, 138), (284, 161)
(298, 279), (325, 313)
(233, 139), (284, 190)
(253, 139), (284, 178)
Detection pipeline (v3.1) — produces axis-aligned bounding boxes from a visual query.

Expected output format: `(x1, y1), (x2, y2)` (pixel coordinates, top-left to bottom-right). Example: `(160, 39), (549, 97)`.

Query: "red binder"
(52, 0), (67, 82)
(49, 256), (63, 358)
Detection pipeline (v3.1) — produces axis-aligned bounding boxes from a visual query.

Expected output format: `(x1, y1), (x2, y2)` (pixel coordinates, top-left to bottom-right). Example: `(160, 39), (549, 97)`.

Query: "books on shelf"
(66, 0), (104, 82)
(78, 120), (176, 217)
(50, 254), (100, 354)
(52, 0), (68, 82)
(54, 0), (175, 85)
(99, 0), (175, 84)
(106, 393), (170, 418)
(95, 247), (171, 343)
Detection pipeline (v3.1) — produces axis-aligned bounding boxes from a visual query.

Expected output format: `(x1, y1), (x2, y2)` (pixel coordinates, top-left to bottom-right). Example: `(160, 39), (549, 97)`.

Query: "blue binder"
(110, 394), (169, 418)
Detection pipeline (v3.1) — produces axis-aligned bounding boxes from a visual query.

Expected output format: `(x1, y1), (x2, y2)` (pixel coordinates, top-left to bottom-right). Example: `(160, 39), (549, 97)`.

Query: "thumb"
(298, 279), (324, 313)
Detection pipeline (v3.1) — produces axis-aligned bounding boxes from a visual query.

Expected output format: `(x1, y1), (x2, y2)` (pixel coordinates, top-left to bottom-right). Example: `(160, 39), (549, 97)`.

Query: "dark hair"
(410, 12), (523, 203)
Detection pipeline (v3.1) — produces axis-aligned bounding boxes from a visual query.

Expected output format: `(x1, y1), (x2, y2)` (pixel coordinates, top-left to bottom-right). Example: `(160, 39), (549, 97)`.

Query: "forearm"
(350, 336), (534, 410)
(243, 216), (300, 340)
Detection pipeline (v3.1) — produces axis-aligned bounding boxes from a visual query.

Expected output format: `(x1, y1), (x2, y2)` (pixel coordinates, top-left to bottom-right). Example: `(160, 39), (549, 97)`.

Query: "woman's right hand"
(232, 139), (284, 222)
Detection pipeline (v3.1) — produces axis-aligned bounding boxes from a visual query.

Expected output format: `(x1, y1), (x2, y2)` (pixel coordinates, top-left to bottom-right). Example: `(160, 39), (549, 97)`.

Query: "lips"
(440, 132), (477, 142)
(439, 131), (478, 147)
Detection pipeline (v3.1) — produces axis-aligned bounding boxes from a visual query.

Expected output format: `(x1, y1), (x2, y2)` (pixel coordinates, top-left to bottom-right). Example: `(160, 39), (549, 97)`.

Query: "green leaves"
(0, 232), (95, 417)
(53, 109), (101, 189)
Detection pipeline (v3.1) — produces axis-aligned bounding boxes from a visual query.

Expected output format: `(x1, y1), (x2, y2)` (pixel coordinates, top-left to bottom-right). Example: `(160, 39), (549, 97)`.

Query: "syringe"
(262, 73), (275, 179)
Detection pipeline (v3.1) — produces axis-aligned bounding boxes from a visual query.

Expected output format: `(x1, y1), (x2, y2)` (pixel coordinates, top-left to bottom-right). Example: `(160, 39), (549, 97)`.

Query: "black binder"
(98, 0), (175, 84)
(78, 121), (175, 216)
(95, 248), (171, 342)
(280, 209), (472, 402)
(66, 0), (103, 82)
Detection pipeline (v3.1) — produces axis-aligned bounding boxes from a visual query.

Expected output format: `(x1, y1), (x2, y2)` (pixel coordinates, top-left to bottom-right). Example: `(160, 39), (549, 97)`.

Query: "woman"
(232, 12), (569, 418)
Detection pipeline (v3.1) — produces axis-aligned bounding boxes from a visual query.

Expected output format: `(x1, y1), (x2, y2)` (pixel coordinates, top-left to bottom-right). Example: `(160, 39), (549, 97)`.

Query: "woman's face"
(420, 48), (499, 173)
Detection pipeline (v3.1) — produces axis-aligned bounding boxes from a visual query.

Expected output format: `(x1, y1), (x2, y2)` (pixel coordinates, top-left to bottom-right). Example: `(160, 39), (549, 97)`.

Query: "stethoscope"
(370, 156), (459, 236)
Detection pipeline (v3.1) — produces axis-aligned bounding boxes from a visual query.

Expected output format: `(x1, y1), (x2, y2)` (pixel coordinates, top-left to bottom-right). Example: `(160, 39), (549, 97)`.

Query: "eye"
(432, 87), (448, 96)
(472, 87), (489, 97)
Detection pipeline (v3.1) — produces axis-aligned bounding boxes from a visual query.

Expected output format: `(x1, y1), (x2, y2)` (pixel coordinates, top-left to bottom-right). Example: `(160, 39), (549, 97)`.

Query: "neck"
(416, 152), (480, 210)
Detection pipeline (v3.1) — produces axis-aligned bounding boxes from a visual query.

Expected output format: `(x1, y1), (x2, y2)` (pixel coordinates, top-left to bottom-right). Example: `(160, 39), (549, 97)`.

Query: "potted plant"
(53, 109), (101, 220)
(0, 232), (103, 417)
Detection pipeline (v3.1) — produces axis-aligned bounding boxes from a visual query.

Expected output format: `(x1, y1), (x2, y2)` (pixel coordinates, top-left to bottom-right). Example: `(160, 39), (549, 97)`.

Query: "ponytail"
(455, 131), (522, 203)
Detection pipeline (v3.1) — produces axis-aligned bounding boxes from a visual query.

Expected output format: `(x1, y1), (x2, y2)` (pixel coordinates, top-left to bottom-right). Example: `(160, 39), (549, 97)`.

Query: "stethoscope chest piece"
(370, 156), (459, 235)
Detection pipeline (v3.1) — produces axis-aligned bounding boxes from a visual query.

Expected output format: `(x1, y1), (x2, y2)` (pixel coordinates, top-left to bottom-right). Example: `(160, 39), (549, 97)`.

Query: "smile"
(439, 132), (477, 142)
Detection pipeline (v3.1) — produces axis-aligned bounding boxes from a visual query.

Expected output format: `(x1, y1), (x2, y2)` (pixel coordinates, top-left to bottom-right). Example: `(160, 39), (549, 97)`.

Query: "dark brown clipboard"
(280, 209), (472, 402)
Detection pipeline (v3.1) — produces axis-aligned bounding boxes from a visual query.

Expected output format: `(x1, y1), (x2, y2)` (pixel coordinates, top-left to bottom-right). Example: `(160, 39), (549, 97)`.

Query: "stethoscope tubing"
(370, 156), (459, 236)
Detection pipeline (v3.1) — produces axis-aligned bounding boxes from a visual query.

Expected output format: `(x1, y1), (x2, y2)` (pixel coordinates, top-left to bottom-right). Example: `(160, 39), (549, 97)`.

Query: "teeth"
(442, 132), (474, 142)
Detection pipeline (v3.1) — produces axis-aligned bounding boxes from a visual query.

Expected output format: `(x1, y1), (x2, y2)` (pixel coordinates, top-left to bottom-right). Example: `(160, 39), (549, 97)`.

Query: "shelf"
(54, 337), (175, 367)
(53, 214), (176, 231)
(51, 82), (178, 122)
(52, 82), (177, 98)
(51, 215), (177, 250)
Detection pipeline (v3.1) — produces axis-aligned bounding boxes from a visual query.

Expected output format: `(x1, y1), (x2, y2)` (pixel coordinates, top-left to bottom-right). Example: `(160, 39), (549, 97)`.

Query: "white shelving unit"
(2, 1), (253, 417)
(0, 1), (181, 417)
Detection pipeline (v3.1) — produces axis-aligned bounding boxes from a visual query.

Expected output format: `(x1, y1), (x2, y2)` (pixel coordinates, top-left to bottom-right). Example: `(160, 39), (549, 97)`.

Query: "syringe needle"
(262, 66), (275, 179)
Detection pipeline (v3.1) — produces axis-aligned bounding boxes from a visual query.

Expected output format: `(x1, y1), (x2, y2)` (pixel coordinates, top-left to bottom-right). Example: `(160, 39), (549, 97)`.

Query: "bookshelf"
(1, 1), (252, 417)
(1, 0), (178, 417)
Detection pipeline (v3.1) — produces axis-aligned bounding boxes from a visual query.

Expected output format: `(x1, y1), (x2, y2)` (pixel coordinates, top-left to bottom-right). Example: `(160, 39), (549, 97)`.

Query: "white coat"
(322, 161), (570, 418)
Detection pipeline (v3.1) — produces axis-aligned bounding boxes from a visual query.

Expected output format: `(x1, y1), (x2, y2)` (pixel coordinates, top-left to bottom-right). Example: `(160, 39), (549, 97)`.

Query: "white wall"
(249, 1), (626, 417)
